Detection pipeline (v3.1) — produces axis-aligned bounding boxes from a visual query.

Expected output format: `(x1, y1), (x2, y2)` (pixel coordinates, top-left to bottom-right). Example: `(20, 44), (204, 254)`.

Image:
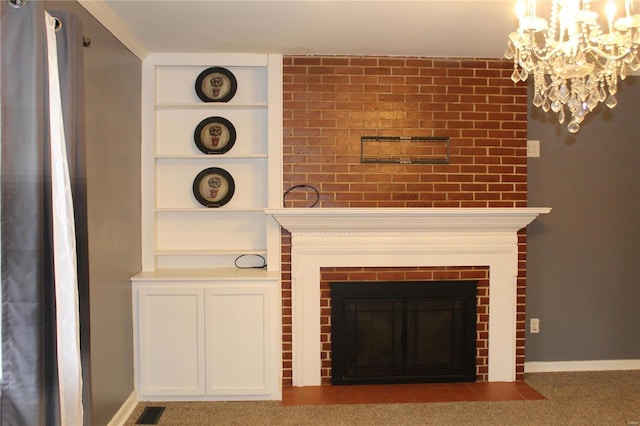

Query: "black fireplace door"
(331, 281), (477, 385)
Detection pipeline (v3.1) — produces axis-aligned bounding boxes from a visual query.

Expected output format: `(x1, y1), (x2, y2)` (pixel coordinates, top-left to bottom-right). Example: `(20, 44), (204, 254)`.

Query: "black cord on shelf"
(283, 184), (320, 208)
(234, 254), (267, 269)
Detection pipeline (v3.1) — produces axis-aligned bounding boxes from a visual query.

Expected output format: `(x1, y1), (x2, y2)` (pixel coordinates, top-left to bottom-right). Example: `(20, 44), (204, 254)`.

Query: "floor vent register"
(136, 406), (165, 425)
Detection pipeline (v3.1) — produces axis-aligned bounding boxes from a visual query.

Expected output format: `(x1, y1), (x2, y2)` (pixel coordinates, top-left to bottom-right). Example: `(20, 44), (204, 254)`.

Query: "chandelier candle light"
(505, 0), (640, 132)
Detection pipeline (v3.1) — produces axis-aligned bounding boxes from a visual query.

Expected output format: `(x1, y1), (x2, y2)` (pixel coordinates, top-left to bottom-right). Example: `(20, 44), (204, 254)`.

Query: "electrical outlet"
(527, 140), (540, 158)
(530, 318), (540, 334)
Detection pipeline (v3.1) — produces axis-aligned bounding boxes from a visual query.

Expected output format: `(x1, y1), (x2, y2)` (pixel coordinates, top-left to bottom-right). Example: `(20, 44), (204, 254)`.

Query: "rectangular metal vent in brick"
(361, 136), (450, 164)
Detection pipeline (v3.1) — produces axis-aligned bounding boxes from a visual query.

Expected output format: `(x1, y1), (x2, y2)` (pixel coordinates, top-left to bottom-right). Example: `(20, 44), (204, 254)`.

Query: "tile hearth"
(281, 382), (545, 406)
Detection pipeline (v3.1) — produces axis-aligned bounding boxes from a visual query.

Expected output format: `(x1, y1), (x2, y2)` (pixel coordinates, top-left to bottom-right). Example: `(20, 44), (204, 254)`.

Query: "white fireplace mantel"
(265, 207), (551, 385)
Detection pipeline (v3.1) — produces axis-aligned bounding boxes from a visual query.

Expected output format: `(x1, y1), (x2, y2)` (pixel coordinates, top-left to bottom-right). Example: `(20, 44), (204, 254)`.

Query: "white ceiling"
(91, 0), (520, 59)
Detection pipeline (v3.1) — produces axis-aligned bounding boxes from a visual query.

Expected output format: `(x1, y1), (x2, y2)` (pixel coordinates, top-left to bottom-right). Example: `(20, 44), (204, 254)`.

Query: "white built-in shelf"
(132, 267), (279, 282)
(155, 248), (266, 256)
(155, 154), (268, 160)
(155, 207), (266, 213)
(155, 103), (268, 110)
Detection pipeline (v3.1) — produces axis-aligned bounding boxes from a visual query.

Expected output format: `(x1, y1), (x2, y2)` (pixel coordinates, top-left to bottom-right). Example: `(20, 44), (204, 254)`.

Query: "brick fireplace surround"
(280, 55), (534, 386)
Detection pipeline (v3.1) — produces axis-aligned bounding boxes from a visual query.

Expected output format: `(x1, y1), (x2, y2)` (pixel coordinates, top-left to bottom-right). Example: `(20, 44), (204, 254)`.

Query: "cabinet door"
(137, 287), (205, 396)
(205, 285), (274, 396)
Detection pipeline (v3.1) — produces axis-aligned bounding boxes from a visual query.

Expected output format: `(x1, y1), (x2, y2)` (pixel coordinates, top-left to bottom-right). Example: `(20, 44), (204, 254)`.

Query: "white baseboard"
(107, 390), (138, 426)
(525, 359), (640, 373)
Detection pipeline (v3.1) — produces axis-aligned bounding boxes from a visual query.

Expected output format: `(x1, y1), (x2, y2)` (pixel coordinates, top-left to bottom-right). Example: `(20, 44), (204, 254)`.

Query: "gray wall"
(48, 2), (142, 424)
(526, 76), (640, 362)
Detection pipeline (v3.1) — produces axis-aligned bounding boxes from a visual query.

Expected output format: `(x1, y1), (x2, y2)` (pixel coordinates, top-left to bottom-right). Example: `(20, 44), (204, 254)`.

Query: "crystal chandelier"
(505, 0), (640, 133)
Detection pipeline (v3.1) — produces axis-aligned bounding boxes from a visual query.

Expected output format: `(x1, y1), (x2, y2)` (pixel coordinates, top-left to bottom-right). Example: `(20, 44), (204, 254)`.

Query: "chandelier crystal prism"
(505, 0), (640, 133)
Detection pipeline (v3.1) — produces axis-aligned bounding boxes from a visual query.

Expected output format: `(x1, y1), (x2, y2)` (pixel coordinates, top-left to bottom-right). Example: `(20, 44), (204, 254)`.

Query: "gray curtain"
(0, 2), (91, 425)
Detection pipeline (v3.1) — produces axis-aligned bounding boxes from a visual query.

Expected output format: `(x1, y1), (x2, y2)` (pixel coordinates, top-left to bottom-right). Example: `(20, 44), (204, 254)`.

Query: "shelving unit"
(137, 53), (282, 271)
(132, 53), (283, 401)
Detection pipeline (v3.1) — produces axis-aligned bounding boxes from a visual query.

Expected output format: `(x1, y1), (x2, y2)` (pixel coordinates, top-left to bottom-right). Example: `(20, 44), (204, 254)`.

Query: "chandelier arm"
(582, 46), (634, 62)
(526, 46), (563, 63)
(523, 44), (632, 64)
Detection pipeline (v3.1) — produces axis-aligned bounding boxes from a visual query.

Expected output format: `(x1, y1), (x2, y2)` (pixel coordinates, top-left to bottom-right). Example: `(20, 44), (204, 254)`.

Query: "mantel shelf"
(265, 207), (552, 234)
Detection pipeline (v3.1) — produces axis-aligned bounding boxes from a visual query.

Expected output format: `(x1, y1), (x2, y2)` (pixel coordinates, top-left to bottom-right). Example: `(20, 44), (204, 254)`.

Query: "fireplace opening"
(330, 280), (477, 385)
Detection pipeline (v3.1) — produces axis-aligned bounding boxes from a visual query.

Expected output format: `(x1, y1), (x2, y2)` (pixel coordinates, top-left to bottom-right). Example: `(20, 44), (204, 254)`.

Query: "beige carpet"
(125, 370), (640, 425)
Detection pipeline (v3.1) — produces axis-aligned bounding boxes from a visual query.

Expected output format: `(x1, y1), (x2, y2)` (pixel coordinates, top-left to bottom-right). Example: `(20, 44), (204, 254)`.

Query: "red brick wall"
(281, 55), (528, 385)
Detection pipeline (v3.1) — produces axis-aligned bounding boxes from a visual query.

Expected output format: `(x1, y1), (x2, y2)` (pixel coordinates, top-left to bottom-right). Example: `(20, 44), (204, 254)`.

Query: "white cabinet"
(133, 270), (281, 401)
(205, 287), (274, 395)
(136, 286), (206, 396)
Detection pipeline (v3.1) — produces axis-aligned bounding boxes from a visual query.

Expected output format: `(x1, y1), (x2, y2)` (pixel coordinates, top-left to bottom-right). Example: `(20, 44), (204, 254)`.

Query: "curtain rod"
(8, 0), (92, 47)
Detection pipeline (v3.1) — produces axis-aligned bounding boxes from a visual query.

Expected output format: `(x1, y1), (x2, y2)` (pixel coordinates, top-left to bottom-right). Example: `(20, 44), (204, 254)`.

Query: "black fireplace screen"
(331, 281), (477, 385)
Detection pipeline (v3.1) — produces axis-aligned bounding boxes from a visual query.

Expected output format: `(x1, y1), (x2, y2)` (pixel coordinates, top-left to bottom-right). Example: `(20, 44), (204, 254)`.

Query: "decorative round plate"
(194, 116), (236, 154)
(194, 67), (238, 102)
(192, 167), (235, 207)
